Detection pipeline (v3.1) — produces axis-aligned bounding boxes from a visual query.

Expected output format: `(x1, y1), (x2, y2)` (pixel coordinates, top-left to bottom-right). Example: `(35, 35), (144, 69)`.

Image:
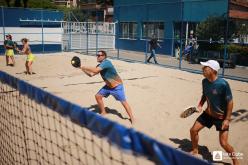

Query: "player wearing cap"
(189, 60), (239, 165)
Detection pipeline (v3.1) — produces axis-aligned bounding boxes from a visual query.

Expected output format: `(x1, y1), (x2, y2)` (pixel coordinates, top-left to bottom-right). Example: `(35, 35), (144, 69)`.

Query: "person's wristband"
(225, 118), (231, 121)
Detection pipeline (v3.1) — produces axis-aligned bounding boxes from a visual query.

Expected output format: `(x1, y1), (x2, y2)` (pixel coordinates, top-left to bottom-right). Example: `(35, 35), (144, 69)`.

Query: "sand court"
(1, 52), (248, 164)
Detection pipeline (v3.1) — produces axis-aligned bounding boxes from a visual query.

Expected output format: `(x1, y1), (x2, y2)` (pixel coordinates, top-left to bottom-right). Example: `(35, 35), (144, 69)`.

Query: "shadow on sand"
(87, 104), (129, 121)
(64, 76), (157, 86)
(169, 138), (231, 165)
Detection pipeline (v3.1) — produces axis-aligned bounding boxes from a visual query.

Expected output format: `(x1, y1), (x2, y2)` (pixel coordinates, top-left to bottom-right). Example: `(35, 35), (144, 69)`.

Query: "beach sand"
(1, 52), (247, 164)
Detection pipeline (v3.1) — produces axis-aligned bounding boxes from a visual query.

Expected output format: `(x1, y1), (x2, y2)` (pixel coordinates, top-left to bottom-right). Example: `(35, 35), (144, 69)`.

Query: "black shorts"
(196, 112), (229, 131)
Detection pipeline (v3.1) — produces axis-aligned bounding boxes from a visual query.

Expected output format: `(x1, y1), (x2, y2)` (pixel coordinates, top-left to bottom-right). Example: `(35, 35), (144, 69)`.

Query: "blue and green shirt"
(202, 78), (233, 116)
(4, 40), (14, 49)
(98, 59), (122, 88)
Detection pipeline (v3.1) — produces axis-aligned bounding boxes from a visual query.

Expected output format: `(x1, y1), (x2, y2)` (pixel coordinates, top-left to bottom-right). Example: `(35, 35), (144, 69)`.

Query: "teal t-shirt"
(4, 40), (14, 49)
(98, 59), (122, 88)
(202, 78), (233, 115)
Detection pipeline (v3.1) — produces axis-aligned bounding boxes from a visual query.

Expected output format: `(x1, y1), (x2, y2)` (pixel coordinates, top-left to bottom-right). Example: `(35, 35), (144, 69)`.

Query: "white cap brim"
(200, 61), (220, 71)
(200, 61), (208, 66)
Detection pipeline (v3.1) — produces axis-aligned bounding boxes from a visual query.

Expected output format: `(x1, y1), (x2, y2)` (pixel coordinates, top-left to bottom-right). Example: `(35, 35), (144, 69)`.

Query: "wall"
(0, 7), (64, 54)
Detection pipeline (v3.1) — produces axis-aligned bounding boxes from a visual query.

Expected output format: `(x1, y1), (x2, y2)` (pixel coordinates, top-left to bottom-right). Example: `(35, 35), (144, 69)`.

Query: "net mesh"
(0, 78), (153, 165)
(0, 71), (209, 165)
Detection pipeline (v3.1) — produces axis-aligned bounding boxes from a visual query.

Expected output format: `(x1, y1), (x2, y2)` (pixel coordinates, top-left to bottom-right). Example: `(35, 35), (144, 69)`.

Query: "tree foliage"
(80, 0), (113, 5)
(236, 22), (248, 36)
(196, 15), (236, 41)
(1, 0), (114, 21)
(23, 0), (28, 8)
(1, 0), (57, 9)
(14, 0), (21, 7)
(5, 0), (11, 7)
(27, 0), (57, 9)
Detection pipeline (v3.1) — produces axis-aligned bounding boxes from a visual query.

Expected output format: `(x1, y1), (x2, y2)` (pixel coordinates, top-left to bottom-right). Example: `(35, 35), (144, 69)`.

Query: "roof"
(229, 0), (248, 20)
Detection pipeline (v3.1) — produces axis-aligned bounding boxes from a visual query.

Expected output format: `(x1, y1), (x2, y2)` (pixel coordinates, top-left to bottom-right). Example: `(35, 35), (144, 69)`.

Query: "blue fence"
(109, 0), (248, 82)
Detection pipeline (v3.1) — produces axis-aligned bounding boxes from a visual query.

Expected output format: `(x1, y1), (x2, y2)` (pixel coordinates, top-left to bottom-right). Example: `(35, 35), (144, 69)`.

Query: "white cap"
(200, 60), (220, 71)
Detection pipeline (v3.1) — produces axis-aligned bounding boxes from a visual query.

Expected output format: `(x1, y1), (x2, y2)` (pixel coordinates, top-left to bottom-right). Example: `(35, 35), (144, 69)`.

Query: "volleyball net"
(0, 71), (209, 165)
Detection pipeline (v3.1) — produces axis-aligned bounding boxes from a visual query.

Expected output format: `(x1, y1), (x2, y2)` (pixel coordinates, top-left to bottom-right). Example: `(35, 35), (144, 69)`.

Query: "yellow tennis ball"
(71, 60), (75, 64)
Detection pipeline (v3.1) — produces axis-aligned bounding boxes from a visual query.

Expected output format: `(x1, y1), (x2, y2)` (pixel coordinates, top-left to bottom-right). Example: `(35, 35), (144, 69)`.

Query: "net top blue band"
(0, 71), (210, 165)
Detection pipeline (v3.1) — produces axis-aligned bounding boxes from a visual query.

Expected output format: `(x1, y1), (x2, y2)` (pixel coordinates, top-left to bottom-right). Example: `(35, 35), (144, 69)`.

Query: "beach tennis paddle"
(180, 106), (198, 118)
(14, 42), (19, 53)
(13, 41), (18, 48)
(71, 56), (81, 68)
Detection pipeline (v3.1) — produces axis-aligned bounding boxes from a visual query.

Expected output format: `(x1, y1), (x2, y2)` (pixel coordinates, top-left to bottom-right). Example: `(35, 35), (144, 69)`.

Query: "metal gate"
(62, 22), (115, 52)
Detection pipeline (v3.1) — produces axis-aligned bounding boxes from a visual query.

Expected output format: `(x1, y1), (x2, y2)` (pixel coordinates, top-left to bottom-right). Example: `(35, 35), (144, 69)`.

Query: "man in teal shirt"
(190, 60), (239, 165)
(80, 50), (134, 124)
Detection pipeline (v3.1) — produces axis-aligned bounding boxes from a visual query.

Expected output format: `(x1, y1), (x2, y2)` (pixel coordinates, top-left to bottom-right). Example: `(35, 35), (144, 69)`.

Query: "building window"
(119, 22), (138, 39)
(142, 22), (164, 40)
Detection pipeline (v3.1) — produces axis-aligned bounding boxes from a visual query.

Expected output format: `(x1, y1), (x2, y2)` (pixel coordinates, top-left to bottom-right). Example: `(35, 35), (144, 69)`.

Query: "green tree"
(1, 0), (56, 9)
(237, 23), (248, 36)
(196, 15), (236, 42)
(80, 0), (113, 6)
(14, 0), (21, 7)
(23, 0), (28, 8)
(62, 8), (89, 22)
(5, 0), (11, 7)
(28, 0), (57, 9)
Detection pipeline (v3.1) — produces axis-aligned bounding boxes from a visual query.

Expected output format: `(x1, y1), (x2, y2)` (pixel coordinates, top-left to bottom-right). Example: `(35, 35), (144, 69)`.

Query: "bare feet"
(189, 150), (202, 159)
(233, 159), (240, 165)
(129, 118), (135, 124)
(100, 111), (107, 115)
(28, 72), (36, 75)
(189, 150), (198, 156)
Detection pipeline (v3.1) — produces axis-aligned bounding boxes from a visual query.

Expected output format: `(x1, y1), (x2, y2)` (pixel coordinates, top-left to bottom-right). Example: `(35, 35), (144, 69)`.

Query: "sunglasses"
(96, 54), (104, 57)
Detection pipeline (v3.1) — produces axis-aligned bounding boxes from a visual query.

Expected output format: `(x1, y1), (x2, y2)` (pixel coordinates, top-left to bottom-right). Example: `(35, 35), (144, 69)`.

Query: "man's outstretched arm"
(80, 66), (102, 77)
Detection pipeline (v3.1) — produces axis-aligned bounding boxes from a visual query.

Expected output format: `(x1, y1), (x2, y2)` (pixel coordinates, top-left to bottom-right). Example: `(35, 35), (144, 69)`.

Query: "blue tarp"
(0, 71), (210, 165)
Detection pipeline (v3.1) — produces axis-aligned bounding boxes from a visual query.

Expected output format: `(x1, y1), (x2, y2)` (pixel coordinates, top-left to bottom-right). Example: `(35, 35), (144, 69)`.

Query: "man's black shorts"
(196, 112), (229, 131)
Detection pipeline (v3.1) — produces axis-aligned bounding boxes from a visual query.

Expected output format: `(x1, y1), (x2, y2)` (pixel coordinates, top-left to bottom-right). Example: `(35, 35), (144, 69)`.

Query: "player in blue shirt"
(190, 60), (239, 165)
(80, 50), (134, 124)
